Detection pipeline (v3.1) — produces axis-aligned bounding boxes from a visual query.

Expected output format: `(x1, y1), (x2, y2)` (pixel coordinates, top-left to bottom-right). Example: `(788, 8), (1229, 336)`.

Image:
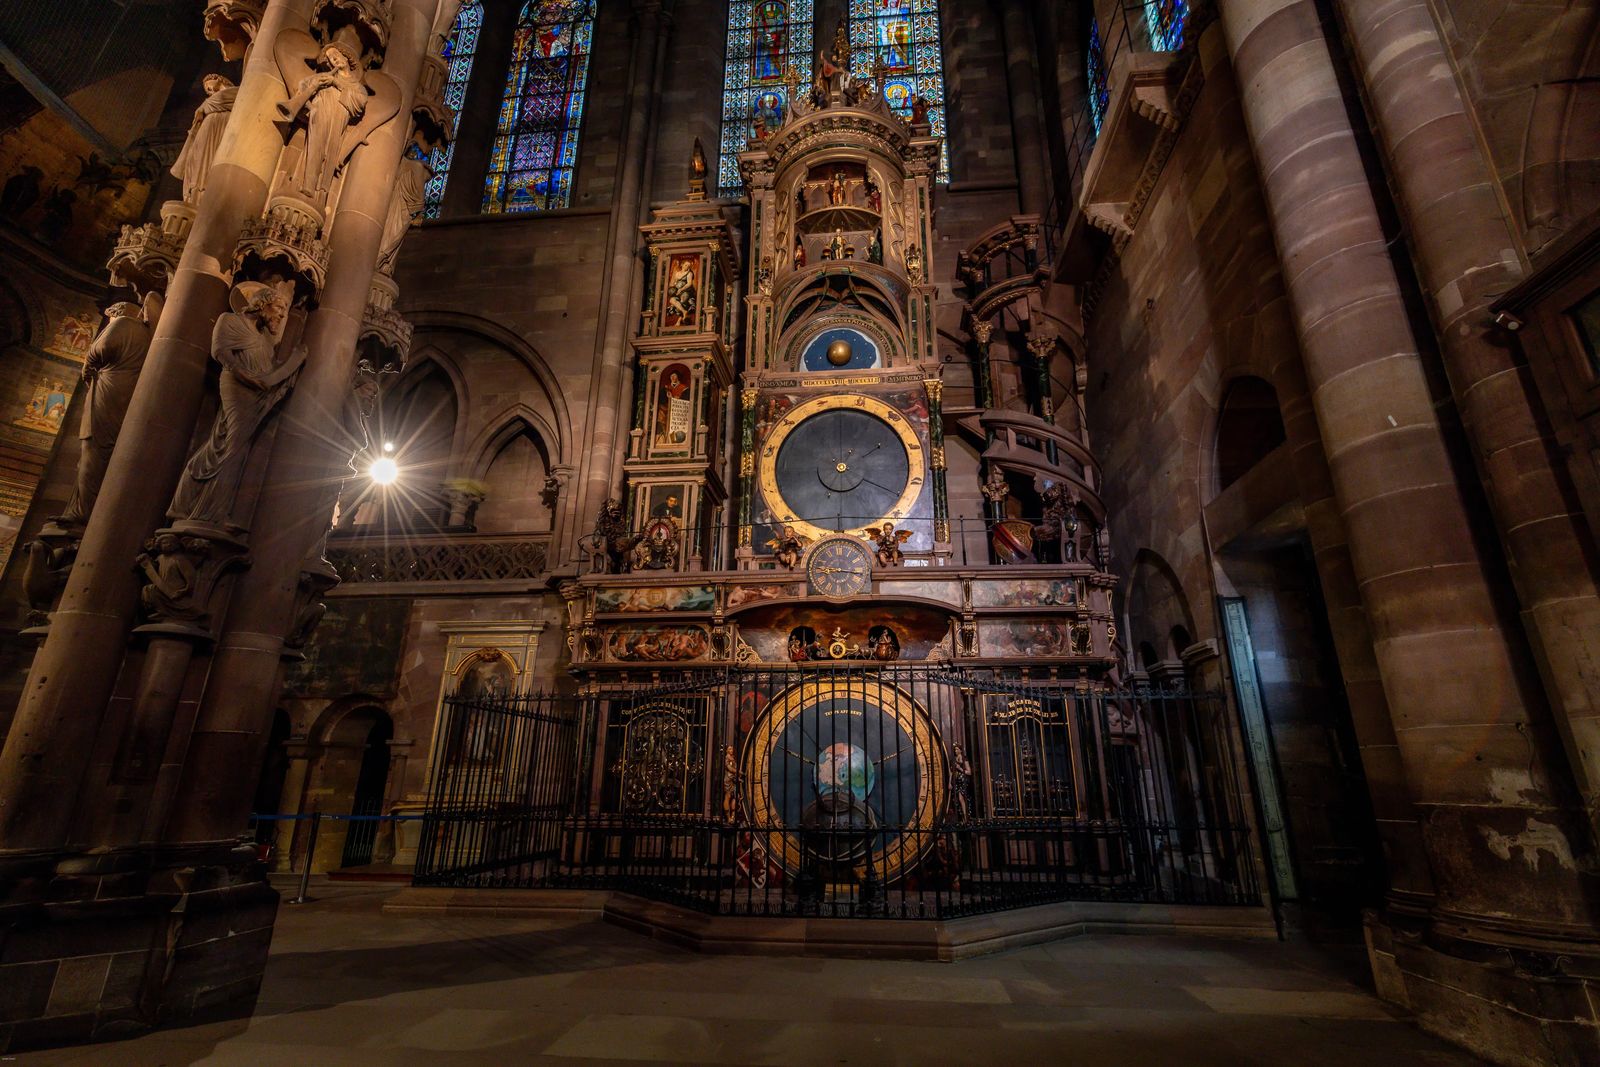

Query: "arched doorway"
(342, 712), (395, 867)
(304, 704), (396, 871)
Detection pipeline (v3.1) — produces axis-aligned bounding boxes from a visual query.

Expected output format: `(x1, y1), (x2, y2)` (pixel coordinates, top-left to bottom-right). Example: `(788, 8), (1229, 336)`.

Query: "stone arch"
(1127, 549), (1196, 669)
(467, 408), (557, 533)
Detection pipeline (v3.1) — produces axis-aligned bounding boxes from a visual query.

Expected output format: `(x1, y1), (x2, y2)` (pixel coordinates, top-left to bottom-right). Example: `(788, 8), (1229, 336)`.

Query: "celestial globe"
(826, 338), (853, 365)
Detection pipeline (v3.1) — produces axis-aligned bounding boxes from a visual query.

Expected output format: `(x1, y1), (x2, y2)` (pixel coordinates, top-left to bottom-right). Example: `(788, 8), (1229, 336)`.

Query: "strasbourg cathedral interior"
(0, 0), (1598, 1063)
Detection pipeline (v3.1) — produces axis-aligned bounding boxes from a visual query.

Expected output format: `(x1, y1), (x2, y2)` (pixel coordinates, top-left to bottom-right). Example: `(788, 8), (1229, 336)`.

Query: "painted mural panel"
(284, 597), (412, 698)
(970, 578), (1080, 608)
(595, 585), (715, 613)
(978, 619), (1088, 658)
(606, 624), (710, 661)
(652, 362), (693, 452)
(880, 579), (960, 604)
(727, 582), (801, 607)
(660, 253), (702, 330)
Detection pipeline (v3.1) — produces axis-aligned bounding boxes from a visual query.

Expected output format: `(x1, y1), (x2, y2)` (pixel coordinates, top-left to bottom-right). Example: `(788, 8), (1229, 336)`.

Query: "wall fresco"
(879, 579), (960, 604)
(979, 618), (1085, 658)
(284, 597), (412, 698)
(727, 582), (801, 607)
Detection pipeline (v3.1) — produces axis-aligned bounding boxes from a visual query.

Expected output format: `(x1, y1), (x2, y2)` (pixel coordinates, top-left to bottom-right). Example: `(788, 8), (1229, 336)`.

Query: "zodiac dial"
(806, 535), (873, 598)
(759, 394), (926, 543)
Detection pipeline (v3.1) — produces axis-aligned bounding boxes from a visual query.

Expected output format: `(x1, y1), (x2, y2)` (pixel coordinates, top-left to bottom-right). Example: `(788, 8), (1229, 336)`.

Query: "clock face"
(806, 536), (873, 597)
(742, 679), (946, 882)
(760, 394), (925, 542)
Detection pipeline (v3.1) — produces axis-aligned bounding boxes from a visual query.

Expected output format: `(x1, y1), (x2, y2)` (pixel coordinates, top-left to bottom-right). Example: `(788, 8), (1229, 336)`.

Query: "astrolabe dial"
(760, 394), (926, 543)
(806, 535), (873, 598)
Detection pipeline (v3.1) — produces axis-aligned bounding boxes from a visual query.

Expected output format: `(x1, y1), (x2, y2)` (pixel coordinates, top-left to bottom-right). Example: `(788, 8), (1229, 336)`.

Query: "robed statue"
(170, 74), (237, 203)
(58, 292), (164, 525)
(169, 282), (306, 529)
(277, 40), (370, 198)
(377, 150), (431, 273)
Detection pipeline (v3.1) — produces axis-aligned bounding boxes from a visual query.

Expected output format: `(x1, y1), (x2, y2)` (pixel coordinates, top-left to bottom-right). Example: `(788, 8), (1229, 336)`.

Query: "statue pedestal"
(0, 843), (278, 1051)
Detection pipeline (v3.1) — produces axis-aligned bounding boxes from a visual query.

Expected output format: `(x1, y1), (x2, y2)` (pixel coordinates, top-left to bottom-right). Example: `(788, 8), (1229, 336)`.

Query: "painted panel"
(606, 624), (710, 661)
(595, 585), (715, 613)
(284, 597), (412, 698)
(970, 578), (1080, 608)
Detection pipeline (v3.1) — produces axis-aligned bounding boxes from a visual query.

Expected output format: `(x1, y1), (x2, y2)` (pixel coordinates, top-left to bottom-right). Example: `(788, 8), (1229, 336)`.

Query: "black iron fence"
(414, 667), (1261, 918)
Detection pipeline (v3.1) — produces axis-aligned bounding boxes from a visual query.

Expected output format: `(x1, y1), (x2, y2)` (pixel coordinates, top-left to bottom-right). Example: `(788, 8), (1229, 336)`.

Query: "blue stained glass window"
(483, 0), (597, 213)
(1143, 0), (1187, 51)
(1086, 18), (1109, 136)
(720, 0), (815, 196)
(848, 0), (949, 182)
(422, 0), (483, 218)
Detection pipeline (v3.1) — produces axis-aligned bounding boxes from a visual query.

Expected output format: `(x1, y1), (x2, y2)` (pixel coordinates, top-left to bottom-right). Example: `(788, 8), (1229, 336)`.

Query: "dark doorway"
(340, 711), (394, 867)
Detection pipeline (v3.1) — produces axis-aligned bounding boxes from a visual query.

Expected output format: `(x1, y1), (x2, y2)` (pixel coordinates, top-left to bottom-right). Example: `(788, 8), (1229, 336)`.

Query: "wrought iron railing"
(413, 667), (1262, 918)
(326, 532), (551, 584)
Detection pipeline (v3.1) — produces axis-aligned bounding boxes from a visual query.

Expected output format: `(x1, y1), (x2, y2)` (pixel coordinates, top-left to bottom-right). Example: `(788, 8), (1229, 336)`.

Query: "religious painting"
(753, 2), (789, 79)
(653, 364), (694, 450)
(978, 619), (1078, 659)
(13, 379), (72, 434)
(606, 624), (710, 661)
(44, 311), (96, 361)
(720, 0), (815, 192)
(595, 585), (715, 613)
(283, 597), (411, 698)
(661, 254), (702, 330)
(450, 650), (517, 763)
(881, 579), (960, 604)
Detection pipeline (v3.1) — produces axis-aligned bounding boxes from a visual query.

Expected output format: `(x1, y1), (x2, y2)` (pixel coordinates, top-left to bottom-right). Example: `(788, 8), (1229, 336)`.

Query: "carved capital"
(360, 273), (413, 372)
(203, 0), (266, 61)
(107, 203), (190, 296)
(1026, 334), (1057, 360)
(923, 378), (944, 405)
(18, 522), (83, 634)
(316, 0), (392, 61)
(133, 523), (251, 640)
(282, 555), (340, 658)
(234, 195), (329, 301)
(970, 320), (993, 345)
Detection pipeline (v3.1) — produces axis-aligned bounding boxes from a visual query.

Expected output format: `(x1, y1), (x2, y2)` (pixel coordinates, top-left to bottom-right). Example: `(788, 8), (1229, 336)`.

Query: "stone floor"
(11, 886), (1485, 1066)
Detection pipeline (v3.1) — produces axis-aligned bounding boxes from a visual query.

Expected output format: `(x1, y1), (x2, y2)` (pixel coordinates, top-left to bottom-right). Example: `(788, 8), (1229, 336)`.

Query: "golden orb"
(826, 338), (853, 366)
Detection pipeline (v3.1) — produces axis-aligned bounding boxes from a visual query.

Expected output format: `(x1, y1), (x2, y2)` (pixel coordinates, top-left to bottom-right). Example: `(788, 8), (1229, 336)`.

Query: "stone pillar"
(1335, 0), (1600, 838)
(996, 0), (1051, 215)
(926, 378), (949, 545)
(1218, 0), (1592, 936)
(573, 0), (670, 550)
(0, 0), (316, 853)
(165, 0), (438, 847)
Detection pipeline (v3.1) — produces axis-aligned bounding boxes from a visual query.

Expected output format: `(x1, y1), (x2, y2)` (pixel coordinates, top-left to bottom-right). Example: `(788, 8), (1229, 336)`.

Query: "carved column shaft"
(165, 0), (438, 847)
(996, 0), (1050, 214)
(1220, 0), (1590, 932)
(0, 0), (318, 853)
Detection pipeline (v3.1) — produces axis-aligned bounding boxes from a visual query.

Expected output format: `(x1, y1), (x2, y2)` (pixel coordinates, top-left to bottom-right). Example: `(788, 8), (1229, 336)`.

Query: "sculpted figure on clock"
(766, 524), (809, 569)
(870, 523), (913, 567)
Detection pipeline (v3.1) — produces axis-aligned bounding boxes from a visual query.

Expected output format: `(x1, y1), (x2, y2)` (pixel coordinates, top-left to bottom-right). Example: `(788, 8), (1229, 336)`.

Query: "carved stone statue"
(540, 475), (560, 510)
(377, 150), (430, 273)
(765, 524), (809, 569)
(689, 137), (708, 198)
(59, 293), (163, 525)
(278, 40), (370, 198)
(950, 742), (972, 821)
(171, 74), (237, 204)
(721, 744), (742, 823)
(169, 283), (305, 529)
(1037, 483), (1081, 563)
(870, 523), (912, 567)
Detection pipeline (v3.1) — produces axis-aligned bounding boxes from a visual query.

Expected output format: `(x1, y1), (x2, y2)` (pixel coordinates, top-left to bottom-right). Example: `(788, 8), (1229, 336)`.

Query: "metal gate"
(413, 667), (1260, 918)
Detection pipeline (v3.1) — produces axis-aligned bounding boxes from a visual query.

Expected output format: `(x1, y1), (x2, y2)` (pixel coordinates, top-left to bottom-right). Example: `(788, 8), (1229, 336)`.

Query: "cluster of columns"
(1217, 0), (1600, 1050)
(0, 0), (448, 1041)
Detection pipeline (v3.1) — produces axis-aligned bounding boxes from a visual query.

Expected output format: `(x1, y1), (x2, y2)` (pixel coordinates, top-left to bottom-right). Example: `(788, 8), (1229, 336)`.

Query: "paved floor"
(11, 887), (1484, 1066)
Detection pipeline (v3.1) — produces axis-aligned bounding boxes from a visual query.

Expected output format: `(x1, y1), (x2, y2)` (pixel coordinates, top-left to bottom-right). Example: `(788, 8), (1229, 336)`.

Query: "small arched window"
(483, 0), (598, 213)
(1214, 377), (1287, 492)
(422, 0), (484, 218)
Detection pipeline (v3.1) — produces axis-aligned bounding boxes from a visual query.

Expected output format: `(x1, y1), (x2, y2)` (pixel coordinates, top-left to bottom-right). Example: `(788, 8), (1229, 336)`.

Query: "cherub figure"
(870, 523), (913, 567)
(766, 524), (810, 569)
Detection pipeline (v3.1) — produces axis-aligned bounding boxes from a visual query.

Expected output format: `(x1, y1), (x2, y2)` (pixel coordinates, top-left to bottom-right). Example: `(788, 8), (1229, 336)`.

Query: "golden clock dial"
(805, 535), (873, 598)
(758, 394), (927, 544)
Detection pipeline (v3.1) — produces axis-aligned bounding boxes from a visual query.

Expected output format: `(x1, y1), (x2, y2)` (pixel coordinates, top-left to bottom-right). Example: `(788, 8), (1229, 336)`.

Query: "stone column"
(996, 0), (1051, 215)
(1335, 0), (1600, 837)
(165, 0), (438, 846)
(572, 0), (670, 551)
(1218, 2), (1591, 932)
(0, 0), (316, 853)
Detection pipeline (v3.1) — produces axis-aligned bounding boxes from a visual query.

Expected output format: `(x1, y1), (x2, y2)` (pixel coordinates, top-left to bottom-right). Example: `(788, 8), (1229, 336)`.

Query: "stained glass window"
(482, 0), (597, 213)
(720, 1), (814, 196)
(422, 0), (482, 218)
(1086, 18), (1109, 136)
(848, 0), (949, 182)
(1143, 0), (1188, 52)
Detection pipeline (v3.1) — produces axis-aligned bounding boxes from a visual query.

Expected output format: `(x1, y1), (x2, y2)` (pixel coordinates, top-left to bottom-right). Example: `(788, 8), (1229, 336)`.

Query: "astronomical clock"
(557, 39), (1126, 899)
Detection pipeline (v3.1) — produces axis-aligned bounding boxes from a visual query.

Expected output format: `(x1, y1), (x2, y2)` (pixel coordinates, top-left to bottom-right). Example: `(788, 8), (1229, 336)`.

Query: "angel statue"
(377, 148), (431, 273)
(278, 39), (370, 198)
(169, 282), (306, 529)
(765, 524), (810, 569)
(870, 522), (913, 567)
(171, 74), (237, 203)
